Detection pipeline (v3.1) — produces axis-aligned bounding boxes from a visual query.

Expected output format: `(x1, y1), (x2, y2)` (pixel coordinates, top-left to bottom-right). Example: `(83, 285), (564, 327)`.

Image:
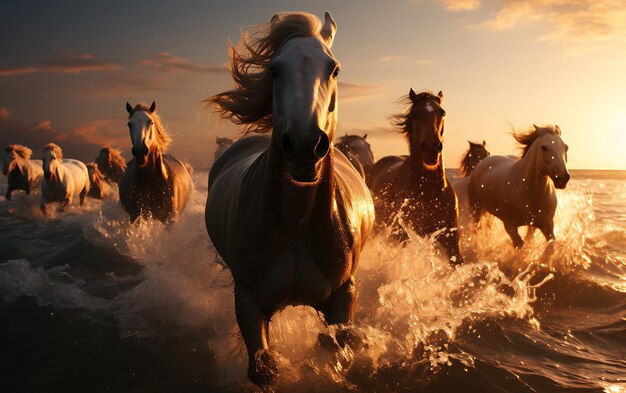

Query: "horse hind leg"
(436, 228), (464, 267)
(234, 283), (278, 386)
(504, 222), (524, 249)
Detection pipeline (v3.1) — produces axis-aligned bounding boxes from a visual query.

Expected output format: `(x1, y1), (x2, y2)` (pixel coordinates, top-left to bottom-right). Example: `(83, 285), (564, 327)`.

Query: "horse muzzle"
(421, 142), (442, 167)
(553, 172), (570, 189)
(44, 171), (52, 180)
(282, 130), (329, 185)
(132, 146), (148, 166)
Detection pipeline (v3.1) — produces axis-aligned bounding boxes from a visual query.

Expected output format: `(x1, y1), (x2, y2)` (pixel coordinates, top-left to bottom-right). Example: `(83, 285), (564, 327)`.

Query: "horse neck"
(518, 142), (549, 191)
(137, 147), (167, 179)
(49, 160), (65, 181)
(265, 134), (334, 233)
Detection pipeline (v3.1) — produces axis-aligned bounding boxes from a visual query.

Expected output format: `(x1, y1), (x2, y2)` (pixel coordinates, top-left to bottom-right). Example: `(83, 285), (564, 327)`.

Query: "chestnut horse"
(468, 125), (569, 248)
(119, 101), (192, 223)
(205, 12), (374, 385)
(94, 147), (127, 185)
(369, 89), (463, 266)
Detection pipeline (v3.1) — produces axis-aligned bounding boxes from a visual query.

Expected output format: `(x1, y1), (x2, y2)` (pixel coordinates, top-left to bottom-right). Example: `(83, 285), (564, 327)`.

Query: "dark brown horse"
(213, 137), (234, 163)
(335, 133), (375, 183)
(205, 12), (374, 385)
(460, 140), (490, 177)
(369, 89), (462, 266)
(119, 101), (192, 223)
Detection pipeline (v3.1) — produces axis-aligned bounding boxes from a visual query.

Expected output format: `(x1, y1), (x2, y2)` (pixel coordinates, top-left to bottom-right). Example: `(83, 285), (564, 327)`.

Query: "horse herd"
(2, 11), (571, 385)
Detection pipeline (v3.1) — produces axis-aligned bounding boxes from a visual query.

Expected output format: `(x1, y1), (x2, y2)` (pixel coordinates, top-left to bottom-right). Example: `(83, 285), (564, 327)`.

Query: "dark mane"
(206, 12), (324, 134)
(5, 144), (32, 159)
(514, 125), (561, 158)
(390, 90), (443, 137)
(335, 134), (363, 145)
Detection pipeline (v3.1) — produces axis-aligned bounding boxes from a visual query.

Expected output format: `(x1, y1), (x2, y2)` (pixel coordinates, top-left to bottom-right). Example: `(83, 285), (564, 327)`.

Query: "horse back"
(368, 155), (406, 190)
(163, 154), (193, 212)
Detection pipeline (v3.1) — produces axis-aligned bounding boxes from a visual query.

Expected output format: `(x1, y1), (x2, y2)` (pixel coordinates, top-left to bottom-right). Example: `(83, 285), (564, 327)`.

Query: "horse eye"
(541, 145), (548, 152)
(332, 66), (340, 78)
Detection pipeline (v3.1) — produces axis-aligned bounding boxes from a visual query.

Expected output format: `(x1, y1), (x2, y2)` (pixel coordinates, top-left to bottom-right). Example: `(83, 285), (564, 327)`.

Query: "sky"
(1, 0), (625, 170)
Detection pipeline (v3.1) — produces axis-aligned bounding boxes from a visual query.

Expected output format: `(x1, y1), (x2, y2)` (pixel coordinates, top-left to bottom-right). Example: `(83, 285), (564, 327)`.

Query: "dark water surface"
(1, 170), (624, 392)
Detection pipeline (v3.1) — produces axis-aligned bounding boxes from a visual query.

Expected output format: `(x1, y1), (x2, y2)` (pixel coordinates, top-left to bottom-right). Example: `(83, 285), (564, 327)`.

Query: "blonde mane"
(206, 12), (325, 134)
(44, 143), (63, 159)
(514, 125), (561, 158)
(99, 147), (126, 169)
(6, 144), (32, 159)
(128, 103), (171, 150)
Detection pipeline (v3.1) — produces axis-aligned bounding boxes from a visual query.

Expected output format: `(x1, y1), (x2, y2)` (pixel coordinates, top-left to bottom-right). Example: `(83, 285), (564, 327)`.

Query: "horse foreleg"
(40, 201), (47, 216)
(436, 228), (463, 266)
(318, 276), (362, 350)
(539, 221), (555, 243)
(5, 188), (12, 201)
(234, 283), (277, 386)
(79, 189), (86, 206)
(504, 223), (524, 249)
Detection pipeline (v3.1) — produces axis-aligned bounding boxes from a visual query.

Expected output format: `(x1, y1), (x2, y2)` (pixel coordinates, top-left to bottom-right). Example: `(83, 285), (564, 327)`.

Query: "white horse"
(467, 125), (570, 248)
(3, 144), (43, 200)
(41, 143), (90, 214)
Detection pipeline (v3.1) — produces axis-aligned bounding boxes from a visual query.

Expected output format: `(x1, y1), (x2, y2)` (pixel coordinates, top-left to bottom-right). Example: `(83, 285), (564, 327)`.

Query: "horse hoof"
(318, 326), (364, 352)
(248, 349), (281, 386)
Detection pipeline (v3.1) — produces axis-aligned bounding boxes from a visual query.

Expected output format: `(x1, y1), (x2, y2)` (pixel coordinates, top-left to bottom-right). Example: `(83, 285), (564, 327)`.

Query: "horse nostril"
(437, 142), (443, 152)
(282, 133), (295, 157)
(314, 133), (330, 159)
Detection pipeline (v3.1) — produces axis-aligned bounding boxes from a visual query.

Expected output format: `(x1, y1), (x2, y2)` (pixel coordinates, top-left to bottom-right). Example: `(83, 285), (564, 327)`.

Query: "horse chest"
(256, 251), (336, 312)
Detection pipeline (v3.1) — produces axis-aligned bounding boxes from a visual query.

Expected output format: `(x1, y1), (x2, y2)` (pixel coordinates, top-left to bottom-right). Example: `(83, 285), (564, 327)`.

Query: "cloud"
(440, 0), (626, 61)
(0, 52), (119, 78)
(0, 113), (127, 163)
(0, 107), (13, 119)
(339, 82), (384, 102)
(378, 55), (407, 63)
(440, 0), (480, 11)
(81, 74), (175, 98)
(137, 52), (229, 74)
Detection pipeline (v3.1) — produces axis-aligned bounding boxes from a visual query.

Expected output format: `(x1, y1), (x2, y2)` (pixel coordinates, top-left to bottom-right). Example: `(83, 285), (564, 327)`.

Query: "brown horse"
(205, 12), (374, 385)
(119, 101), (192, 223)
(86, 162), (111, 199)
(94, 147), (127, 185)
(369, 89), (462, 266)
(213, 137), (234, 163)
(460, 140), (490, 177)
(335, 134), (375, 183)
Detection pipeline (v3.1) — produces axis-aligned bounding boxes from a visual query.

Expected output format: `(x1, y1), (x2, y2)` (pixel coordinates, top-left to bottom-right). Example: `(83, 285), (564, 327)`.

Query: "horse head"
(407, 89), (446, 168)
(42, 143), (63, 180)
(126, 101), (168, 167)
(271, 12), (338, 184)
(534, 125), (570, 189)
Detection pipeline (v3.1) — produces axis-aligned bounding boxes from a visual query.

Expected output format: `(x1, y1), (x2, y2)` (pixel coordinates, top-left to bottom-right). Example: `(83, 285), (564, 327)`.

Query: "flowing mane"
(207, 12), (325, 134)
(514, 125), (561, 158)
(6, 144), (32, 159)
(390, 90), (444, 137)
(44, 143), (63, 159)
(99, 147), (126, 168)
(86, 162), (106, 195)
(127, 103), (171, 150)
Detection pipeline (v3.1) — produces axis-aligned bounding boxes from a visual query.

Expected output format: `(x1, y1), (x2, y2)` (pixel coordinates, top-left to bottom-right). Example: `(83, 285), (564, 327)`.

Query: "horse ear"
(533, 124), (540, 131)
(363, 133), (367, 140)
(271, 14), (280, 25)
(126, 102), (133, 115)
(149, 101), (156, 113)
(438, 90), (444, 101)
(483, 140), (486, 146)
(554, 124), (561, 133)
(321, 12), (337, 47)
(409, 88), (417, 101)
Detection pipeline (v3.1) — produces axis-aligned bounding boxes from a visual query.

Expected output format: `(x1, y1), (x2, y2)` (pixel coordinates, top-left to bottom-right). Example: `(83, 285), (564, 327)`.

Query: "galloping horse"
(94, 147), (127, 185)
(205, 12), (374, 385)
(213, 137), (234, 162)
(335, 134), (375, 182)
(40, 143), (90, 214)
(3, 144), (43, 200)
(467, 125), (570, 248)
(369, 89), (463, 266)
(450, 140), (490, 217)
(119, 101), (192, 223)
(86, 162), (111, 199)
